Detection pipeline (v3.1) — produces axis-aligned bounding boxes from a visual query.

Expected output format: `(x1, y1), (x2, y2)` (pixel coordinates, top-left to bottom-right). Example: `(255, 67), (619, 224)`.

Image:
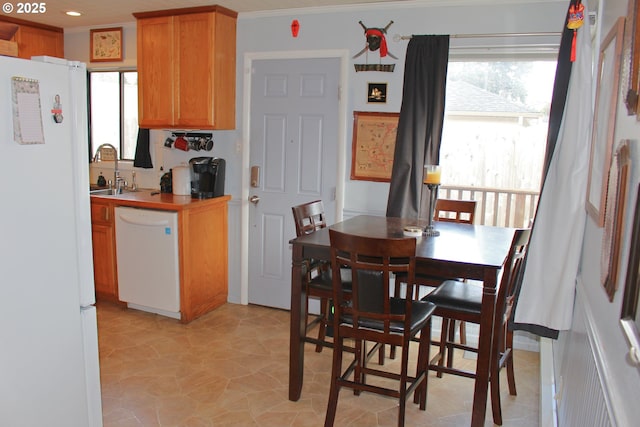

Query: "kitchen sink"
(89, 188), (137, 196)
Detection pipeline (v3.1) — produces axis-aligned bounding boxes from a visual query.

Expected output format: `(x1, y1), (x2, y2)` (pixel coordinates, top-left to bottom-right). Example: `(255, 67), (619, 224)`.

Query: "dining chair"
(292, 200), (353, 353)
(393, 198), (477, 352)
(431, 198), (477, 344)
(324, 229), (436, 427)
(292, 200), (332, 352)
(434, 198), (476, 224)
(423, 228), (531, 425)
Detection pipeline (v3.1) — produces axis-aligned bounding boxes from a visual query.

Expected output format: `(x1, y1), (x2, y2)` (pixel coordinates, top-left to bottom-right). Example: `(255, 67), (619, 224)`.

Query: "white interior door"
(248, 57), (340, 309)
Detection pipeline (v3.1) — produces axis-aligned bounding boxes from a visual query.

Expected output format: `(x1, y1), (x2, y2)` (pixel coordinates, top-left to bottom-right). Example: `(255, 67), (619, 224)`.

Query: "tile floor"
(97, 302), (539, 426)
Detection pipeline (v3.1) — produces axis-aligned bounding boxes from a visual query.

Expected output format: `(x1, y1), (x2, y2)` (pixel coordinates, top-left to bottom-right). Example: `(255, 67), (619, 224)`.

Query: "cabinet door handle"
(103, 207), (109, 222)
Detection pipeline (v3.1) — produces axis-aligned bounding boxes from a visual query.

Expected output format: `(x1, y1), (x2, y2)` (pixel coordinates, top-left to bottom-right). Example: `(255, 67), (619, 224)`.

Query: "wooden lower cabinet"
(90, 194), (229, 323)
(90, 200), (119, 302)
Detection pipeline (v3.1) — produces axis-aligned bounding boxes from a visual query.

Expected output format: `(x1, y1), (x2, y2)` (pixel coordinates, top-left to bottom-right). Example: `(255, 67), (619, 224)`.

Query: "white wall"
(556, 0), (640, 424)
(237, 0), (566, 216)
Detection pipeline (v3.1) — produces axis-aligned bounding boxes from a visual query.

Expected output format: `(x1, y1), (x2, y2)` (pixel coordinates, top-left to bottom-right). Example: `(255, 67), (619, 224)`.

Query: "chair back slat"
(329, 229), (416, 343)
(292, 200), (327, 237)
(497, 228), (531, 322)
(434, 199), (477, 224)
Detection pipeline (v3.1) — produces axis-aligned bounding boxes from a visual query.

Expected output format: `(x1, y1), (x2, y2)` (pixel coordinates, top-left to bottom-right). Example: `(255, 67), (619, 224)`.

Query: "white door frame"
(240, 49), (349, 305)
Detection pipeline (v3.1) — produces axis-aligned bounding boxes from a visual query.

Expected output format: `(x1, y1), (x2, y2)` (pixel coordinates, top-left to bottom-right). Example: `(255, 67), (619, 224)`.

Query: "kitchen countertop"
(90, 189), (231, 211)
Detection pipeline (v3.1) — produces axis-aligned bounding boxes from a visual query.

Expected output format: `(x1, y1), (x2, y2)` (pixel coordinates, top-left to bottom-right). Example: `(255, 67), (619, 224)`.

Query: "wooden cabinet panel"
(174, 12), (213, 128)
(15, 25), (63, 59)
(92, 224), (118, 302)
(134, 6), (236, 130)
(0, 17), (63, 59)
(90, 200), (119, 302)
(137, 16), (174, 128)
(180, 202), (228, 322)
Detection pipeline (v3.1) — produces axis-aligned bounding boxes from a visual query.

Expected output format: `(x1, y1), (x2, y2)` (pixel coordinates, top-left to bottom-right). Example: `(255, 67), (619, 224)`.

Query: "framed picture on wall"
(351, 111), (398, 182)
(367, 83), (387, 103)
(620, 184), (640, 365)
(601, 140), (631, 301)
(90, 27), (123, 62)
(622, 0), (640, 116)
(586, 18), (625, 226)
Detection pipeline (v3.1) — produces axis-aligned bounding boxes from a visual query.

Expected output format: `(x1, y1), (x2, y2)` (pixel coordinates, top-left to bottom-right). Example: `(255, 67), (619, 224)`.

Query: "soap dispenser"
(97, 172), (106, 187)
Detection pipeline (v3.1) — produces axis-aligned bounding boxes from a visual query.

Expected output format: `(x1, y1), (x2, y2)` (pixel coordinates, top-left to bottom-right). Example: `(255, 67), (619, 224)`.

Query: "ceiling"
(5, 0), (410, 29)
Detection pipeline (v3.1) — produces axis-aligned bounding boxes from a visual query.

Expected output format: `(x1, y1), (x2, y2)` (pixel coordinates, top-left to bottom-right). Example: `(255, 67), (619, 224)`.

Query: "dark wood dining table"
(288, 215), (516, 427)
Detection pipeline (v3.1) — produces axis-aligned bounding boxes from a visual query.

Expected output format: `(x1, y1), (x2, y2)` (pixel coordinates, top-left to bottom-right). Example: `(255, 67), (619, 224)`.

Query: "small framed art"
(90, 27), (123, 62)
(367, 83), (387, 103)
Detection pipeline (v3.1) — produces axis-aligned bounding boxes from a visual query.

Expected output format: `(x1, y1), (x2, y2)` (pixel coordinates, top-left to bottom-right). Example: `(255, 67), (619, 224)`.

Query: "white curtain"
(514, 3), (592, 331)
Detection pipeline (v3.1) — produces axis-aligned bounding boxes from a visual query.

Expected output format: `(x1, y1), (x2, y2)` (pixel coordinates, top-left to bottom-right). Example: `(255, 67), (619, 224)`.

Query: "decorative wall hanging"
(291, 20), (300, 38)
(367, 83), (387, 103)
(586, 18), (625, 226)
(353, 20), (396, 72)
(622, 0), (640, 116)
(601, 140), (631, 301)
(90, 27), (123, 62)
(351, 111), (398, 181)
(620, 184), (640, 363)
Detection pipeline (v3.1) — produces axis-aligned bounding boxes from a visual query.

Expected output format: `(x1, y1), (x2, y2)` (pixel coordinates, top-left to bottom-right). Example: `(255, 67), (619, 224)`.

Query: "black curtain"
(541, 1), (577, 183)
(386, 35), (450, 218)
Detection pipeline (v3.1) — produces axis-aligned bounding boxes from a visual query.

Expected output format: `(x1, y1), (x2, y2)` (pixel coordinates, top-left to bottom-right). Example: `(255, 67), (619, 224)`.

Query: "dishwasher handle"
(117, 213), (171, 227)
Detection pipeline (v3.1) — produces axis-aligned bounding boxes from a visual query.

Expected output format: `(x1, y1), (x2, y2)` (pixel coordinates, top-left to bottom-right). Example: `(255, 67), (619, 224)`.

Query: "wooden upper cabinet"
(0, 16), (63, 59)
(134, 6), (237, 130)
(136, 16), (175, 128)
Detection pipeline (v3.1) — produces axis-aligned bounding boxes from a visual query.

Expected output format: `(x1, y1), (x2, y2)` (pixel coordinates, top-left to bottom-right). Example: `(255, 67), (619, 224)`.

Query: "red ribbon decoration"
(567, 0), (584, 62)
(365, 29), (388, 57)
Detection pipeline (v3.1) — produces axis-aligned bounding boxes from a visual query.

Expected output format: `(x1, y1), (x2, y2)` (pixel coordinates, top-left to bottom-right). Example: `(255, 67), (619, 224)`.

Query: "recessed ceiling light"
(66, 11), (82, 17)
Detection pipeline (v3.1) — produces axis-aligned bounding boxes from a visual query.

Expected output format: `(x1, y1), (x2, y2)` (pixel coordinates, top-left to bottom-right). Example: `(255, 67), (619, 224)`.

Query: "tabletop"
(291, 215), (515, 273)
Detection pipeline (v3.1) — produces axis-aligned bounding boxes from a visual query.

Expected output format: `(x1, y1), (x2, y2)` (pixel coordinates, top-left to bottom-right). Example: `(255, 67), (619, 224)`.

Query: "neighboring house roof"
(446, 80), (540, 115)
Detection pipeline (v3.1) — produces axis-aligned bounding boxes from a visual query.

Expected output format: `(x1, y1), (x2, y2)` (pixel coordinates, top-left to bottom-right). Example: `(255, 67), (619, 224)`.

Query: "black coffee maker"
(189, 157), (225, 199)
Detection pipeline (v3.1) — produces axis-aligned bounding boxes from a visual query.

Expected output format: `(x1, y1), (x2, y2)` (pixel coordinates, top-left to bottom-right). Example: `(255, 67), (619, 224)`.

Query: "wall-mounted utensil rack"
(164, 132), (214, 152)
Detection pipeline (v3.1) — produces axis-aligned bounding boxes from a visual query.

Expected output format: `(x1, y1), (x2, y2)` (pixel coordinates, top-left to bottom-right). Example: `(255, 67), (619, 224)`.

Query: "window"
(440, 60), (556, 192)
(89, 71), (138, 160)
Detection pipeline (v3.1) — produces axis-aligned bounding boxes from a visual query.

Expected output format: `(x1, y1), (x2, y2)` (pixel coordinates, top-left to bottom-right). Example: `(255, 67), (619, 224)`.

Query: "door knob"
(249, 195), (260, 205)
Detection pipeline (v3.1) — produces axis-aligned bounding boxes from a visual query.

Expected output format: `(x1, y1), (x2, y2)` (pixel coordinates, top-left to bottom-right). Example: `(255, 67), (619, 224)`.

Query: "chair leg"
(436, 318), (449, 378)
(505, 328), (517, 396)
(378, 344), (386, 365)
(353, 339), (364, 396)
(316, 297), (328, 352)
(490, 349), (503, 426)
(459, 321), (467, 345)
(446, 319), (456, 368)
(414, 318), (431, 410)
(397, 337), (412, 427)
(324, 333), (344, 427)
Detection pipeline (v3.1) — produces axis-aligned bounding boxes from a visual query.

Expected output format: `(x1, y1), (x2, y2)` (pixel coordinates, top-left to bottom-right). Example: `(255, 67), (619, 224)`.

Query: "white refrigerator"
(0, 56), (103, 426)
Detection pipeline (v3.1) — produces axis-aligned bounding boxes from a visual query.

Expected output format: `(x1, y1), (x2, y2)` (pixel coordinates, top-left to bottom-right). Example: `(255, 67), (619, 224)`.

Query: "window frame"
(88, 69), (138, 162)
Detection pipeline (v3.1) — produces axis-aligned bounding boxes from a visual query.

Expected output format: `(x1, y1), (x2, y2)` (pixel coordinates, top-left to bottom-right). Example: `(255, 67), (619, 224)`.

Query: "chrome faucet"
(93, 144), (124, 193)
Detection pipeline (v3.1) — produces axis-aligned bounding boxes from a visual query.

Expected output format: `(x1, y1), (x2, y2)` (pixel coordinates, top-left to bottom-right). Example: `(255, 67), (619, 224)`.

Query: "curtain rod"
(392, 32), (560, 42)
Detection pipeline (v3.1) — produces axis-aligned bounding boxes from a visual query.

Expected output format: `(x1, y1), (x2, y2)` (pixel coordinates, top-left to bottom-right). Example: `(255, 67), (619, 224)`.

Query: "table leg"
(289, 243), (306, 401)
(471, 268), (499, 427)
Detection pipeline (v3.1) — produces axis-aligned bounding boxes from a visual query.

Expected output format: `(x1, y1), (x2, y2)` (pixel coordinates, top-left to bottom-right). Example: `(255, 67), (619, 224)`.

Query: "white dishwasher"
(115, 207), (181, 319)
